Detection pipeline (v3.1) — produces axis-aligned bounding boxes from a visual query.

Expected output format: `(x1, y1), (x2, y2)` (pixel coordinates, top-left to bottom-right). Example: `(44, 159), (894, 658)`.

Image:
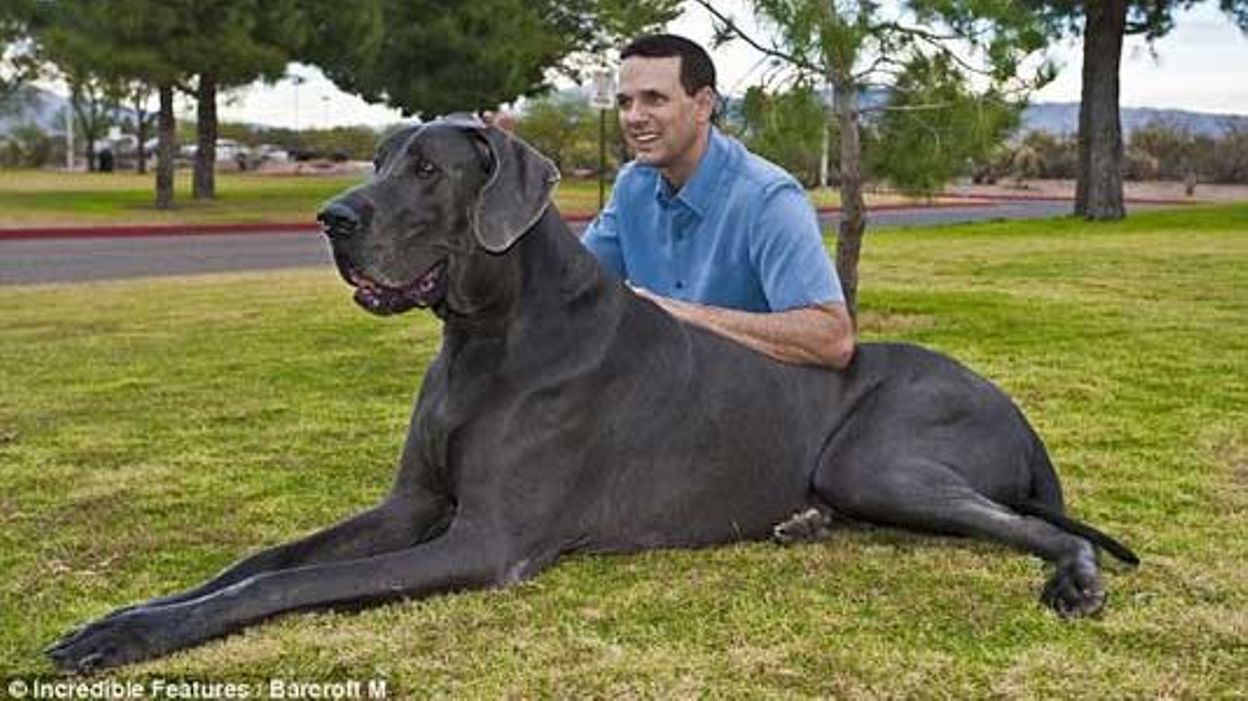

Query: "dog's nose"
(317, 202), (361, 239)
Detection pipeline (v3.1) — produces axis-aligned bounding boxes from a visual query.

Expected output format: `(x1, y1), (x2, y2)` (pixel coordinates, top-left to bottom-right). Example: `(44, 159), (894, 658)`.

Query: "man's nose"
(317, 202), (361, 240)
(621, 102), (648, 126)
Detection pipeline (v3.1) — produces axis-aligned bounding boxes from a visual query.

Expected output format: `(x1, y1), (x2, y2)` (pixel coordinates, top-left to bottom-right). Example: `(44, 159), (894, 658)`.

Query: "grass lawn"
(1, 206), (1244, 696)
(0, 169), (920, 228)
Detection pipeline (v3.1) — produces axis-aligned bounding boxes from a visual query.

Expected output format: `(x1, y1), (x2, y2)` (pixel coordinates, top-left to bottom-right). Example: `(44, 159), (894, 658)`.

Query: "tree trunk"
(134, 94), (149, 175)
(156, 83), (176, 210)
(72, 102), (97, 173)
(832, 78), (866, 322)
(1075, 0), (1127, 220)
(193, 75), (217, 200)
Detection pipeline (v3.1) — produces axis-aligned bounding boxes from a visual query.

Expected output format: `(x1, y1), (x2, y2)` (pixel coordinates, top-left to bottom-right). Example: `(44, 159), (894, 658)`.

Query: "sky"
(215, 1), (1248, 130)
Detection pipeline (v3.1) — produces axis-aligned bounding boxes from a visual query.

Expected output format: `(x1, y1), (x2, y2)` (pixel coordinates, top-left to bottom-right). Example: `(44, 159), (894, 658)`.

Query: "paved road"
(0, 200), (1097, 286)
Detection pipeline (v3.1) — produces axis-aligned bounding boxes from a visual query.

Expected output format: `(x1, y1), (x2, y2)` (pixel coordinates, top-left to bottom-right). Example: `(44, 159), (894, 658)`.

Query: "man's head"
(617, 34), (718, 187)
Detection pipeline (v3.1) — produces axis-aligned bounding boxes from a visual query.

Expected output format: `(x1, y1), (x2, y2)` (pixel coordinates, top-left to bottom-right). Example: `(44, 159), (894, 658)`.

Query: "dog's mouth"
(345, 260), (448, 316)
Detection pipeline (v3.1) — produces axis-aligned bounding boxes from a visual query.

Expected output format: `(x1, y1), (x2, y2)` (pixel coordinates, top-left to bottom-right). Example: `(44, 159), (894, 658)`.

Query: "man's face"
(616, 55), (714, 185)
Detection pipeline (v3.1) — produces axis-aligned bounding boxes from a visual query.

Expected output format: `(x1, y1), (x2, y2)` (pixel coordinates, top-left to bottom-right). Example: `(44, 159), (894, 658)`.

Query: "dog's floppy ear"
(469, 126), (560, 254)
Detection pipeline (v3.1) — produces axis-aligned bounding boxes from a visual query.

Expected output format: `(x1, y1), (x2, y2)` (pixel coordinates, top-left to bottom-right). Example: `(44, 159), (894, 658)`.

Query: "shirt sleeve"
(748, 182), (844, 311)
(581, 187), (626, 281)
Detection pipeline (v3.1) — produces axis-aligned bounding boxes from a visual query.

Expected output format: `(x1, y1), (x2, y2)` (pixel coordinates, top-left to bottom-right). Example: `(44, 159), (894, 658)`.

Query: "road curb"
(0, 203), (1000, 242)
(0, 221), (323, 241)
(0, 196), (1194, 242)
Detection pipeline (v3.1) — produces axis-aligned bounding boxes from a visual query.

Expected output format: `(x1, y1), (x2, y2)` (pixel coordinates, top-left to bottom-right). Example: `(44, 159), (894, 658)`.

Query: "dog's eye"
(414, 158), (438, 177)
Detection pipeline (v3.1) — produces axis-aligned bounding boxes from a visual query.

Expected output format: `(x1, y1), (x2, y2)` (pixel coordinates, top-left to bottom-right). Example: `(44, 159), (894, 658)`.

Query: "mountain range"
(3, 87), (1247, 139)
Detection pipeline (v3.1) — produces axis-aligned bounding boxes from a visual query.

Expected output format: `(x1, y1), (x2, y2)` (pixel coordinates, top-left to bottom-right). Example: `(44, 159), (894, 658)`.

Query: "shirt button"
(675, 281), (685, 289)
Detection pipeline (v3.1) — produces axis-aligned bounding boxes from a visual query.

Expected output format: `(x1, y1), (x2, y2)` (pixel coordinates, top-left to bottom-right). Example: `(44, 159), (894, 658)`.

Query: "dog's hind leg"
(772, 507), (835, 544)
(813, 457), (1106, 617)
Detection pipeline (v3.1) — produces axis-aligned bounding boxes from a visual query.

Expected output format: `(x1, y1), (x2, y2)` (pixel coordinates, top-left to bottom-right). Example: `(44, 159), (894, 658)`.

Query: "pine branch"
(690, 0), (825, 76)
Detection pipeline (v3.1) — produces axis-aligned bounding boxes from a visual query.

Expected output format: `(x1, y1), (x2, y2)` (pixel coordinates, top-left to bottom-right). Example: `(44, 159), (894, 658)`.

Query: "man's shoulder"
(717, 133), (801, 190)
(613, 161), (657, 198)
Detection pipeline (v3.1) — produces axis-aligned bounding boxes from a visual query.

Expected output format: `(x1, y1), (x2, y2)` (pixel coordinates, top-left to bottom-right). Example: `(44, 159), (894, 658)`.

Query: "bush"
(515, 93), (619, 176)
(0, 122), (63, 168)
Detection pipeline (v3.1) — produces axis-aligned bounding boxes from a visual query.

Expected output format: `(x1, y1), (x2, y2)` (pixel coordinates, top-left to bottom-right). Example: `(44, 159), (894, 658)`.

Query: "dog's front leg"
(126, 492), (450, 613)
(47, 519), (521, 673)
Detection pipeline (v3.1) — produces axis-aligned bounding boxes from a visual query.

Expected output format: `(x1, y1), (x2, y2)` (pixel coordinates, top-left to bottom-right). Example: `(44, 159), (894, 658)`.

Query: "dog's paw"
(1041, 555), (1106, 618)
(772, 508), (833, 545)
(46, 609), (172, 674)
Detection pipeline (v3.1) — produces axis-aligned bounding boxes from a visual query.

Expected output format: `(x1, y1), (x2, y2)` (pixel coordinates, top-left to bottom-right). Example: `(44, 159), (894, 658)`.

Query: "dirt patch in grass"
(855, 310), (936, 334)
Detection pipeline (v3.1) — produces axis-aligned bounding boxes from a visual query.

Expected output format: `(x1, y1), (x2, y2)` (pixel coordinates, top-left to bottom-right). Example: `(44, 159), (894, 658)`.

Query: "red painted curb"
(0, 221), (322, 241)
(0, 202), (1002, 241)
(927, 191), (1195, 206)
(0, 196), (1193, 242)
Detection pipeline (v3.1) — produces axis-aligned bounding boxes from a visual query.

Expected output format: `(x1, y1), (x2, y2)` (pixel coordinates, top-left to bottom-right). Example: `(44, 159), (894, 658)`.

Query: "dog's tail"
(1018, 421), (1139, 566)
(1015, 500), (1140, 566)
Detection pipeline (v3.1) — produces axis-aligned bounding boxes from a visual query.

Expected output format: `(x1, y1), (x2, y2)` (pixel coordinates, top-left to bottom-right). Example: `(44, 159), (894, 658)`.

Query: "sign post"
(590, 69), (616, 212)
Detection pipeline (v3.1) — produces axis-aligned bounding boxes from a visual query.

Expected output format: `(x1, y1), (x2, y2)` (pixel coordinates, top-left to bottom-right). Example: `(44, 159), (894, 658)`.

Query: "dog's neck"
(440, 207), (618, 339)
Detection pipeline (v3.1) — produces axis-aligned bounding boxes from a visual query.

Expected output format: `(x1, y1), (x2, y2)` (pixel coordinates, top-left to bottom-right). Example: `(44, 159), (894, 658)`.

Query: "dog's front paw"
(1041, 555), (1105, 618)
(46, 609), (175, 673)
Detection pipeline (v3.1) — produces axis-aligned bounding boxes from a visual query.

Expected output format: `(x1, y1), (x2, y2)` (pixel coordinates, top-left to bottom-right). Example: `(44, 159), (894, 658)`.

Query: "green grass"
(1, 205), (1245, 696)
(0, 170), (918, 228)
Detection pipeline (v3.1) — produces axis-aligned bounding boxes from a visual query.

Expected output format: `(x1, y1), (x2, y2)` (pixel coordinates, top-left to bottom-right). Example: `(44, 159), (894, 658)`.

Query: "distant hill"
(721, 91), (1248, 139)
(5, 86), (1247, 140)
(1020, 102), (1248, 137)
(0, 88), (69, 134)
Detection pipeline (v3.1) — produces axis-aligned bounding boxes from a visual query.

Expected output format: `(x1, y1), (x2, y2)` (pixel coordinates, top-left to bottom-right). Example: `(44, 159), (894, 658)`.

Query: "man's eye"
(414, 158), (437, 177)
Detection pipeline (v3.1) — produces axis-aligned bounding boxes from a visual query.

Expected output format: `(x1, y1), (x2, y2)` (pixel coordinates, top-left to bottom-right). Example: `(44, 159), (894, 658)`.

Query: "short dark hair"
(621, 34), (717, 98)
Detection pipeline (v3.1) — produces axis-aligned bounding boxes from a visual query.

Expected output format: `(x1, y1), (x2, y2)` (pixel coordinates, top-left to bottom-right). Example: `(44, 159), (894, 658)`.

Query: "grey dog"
(48, 117), (1137, 673)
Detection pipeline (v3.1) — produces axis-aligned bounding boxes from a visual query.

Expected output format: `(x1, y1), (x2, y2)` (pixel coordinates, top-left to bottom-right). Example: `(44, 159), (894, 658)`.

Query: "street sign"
(590, 69), (616, 110)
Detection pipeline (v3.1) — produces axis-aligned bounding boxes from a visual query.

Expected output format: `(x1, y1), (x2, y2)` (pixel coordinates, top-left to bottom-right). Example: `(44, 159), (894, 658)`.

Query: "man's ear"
(469, 126), (561, 254)
(694, 87), (718, 124)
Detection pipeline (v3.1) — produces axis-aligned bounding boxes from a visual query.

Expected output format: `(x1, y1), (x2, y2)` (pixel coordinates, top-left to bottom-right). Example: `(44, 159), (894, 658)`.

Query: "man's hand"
(631, 286), (855, 370)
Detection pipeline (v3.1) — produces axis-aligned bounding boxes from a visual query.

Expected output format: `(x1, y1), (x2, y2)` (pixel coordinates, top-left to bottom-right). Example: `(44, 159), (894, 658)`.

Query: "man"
(582, 34), (855, 370)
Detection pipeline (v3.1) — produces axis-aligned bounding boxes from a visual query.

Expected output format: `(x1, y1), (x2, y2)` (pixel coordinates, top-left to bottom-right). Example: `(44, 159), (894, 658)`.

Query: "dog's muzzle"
(347, 261), (448, 316)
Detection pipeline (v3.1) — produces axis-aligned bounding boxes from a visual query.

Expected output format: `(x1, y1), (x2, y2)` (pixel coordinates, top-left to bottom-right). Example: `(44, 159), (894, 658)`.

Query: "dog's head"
(317, 116), (559, 316)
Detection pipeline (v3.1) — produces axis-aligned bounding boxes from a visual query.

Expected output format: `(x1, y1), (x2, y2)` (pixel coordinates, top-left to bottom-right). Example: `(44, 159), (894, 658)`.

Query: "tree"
(0, 0), (39, 109)
(1034, 0), (1248, 219)
(162, 0), (300, 200)
(738, 84), (827, 187)
(516, 94), (595, 172)
(874, 54), (1021, 197)
(696, 0), (1050, 318)
(29, 0), (187, 206)
(120, 81), (156, 175)
(304, 0), (681, 118)
(29, 2), (125, 172)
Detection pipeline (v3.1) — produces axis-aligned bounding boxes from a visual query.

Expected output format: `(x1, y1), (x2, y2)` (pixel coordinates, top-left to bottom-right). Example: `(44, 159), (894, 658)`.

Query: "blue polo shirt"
(582, 127), (842, 313)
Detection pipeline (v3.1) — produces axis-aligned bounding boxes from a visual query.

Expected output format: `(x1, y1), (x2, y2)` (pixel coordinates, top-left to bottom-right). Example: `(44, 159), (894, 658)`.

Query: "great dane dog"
(48, 117), (1137, 672)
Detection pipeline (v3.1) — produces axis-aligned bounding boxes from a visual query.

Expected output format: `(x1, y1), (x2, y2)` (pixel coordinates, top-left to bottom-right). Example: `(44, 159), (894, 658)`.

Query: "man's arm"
(635, 288), (856, 370)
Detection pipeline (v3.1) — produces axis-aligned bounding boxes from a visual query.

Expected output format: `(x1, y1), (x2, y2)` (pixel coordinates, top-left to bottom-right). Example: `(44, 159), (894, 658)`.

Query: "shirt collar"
(653, 126), (726, 219)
